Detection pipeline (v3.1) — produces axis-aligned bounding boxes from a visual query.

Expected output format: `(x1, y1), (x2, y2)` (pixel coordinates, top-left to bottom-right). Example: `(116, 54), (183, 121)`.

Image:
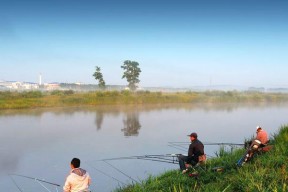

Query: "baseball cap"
(187, 132), (197, 138)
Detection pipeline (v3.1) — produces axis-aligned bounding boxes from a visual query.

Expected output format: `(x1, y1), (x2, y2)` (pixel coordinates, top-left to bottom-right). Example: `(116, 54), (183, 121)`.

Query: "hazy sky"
(1, 0), (288, 88)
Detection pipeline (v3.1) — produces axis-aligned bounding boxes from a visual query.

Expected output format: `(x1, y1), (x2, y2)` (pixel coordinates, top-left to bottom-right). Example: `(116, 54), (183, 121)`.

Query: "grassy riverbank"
(1, 90), (288, 109)
(116, 125), (288, 192)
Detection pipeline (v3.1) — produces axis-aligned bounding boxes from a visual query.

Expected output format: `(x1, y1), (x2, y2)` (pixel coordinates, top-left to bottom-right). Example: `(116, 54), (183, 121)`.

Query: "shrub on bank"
(1, 90), (288, 109)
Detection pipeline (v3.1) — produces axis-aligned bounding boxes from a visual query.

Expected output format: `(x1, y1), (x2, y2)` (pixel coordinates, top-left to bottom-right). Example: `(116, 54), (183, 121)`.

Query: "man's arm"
(88, 175), (91, 186)
(63, 176), (71, 192)
(188, 143), (194, 157)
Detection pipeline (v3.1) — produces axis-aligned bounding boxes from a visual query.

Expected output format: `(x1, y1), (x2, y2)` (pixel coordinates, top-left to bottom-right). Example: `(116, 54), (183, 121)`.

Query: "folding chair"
(185, 154), (207, 173)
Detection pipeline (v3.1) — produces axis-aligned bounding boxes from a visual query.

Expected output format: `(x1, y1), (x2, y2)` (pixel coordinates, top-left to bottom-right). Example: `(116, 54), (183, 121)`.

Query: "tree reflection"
(121, 112), (141, 136)
(0, 146), (20, 175)
(95, 111), (104, 130)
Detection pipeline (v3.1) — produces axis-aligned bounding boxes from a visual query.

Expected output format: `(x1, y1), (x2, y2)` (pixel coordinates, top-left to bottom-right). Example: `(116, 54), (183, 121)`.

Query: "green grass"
(116, 125), (288, 192)
(1, 90), (288, 109)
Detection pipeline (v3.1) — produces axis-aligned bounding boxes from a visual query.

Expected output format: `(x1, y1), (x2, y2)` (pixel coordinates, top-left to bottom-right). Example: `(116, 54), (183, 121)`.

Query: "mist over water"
(0, 103), (287, 191)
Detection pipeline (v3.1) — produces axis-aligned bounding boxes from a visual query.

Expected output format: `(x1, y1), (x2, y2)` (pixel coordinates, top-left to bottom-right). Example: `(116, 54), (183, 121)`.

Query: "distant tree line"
(93, 60), (141, 91)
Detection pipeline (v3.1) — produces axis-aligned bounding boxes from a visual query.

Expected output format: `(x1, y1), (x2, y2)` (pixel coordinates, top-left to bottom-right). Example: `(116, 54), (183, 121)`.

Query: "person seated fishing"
(242, 126), (269, 164)
(178, 132), (205, 174)
(249, 126), (269, 151)
(63, 157), (91, 192)
(255, 126), (269, 145)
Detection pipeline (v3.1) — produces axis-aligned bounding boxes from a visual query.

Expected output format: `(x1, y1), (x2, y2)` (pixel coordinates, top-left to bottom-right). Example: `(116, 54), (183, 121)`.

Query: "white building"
(0, 81), (39, 90)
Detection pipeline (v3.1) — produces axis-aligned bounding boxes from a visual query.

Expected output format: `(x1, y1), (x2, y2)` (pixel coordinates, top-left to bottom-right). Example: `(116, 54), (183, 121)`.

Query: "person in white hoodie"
(63, 158), (91, 192)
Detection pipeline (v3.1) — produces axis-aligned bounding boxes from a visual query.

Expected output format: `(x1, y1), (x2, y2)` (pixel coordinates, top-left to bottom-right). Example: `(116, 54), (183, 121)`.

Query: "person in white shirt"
(63, 158), (91, 192)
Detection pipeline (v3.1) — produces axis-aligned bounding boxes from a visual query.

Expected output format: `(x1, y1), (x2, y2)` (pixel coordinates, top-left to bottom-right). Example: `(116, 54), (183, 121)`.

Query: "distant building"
(0, 81), (40, 90)
(44, 83), (60, 90)
(22, 82), (39, 90)
(0, 81), (23, 89)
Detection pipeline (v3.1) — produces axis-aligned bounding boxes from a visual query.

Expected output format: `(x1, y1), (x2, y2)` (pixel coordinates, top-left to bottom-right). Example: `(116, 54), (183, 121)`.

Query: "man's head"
(256, 126), (262, 133)
(70, 158), (81, 169)
(188, 132), (197, 141)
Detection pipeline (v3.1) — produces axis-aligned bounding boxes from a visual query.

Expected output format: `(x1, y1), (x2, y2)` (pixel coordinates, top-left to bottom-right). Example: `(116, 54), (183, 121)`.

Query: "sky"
(1, 0), (288, 88)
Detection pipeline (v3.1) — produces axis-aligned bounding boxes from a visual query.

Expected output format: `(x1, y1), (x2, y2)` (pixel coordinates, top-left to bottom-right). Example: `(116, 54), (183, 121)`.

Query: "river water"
(0, 103), (287, 191)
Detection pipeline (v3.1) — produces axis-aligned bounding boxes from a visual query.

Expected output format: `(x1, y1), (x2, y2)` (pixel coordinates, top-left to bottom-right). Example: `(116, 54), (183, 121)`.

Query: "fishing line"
(140, 154), (179, 164)
(9, 173), (61, 192)
(168, 144), (188, 151)
(9, 174), (61, 187)
(168, 141), (244, 146)
(87, 163), (126, 185)
(204, 142), (244, 146)
(134, 157), (177, 164)
(8, 174), (24, 192)
(100, 154), (180, 164)
(168, 144), (187, 151)
(103, 160), (139, 184)
(101, 154), (179, 161)
(35, 179), (52, 192)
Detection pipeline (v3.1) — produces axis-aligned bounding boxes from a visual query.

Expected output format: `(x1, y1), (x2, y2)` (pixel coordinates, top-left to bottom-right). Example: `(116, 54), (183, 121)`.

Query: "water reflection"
(95, 110), (104, 130)
(121, 112), (141, 136)
(0, 150), (19, 174)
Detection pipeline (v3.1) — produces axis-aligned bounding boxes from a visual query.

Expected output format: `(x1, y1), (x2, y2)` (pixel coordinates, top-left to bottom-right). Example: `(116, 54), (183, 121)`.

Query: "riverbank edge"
(115, 125), (288, 192)
(1, 90), (288, 110)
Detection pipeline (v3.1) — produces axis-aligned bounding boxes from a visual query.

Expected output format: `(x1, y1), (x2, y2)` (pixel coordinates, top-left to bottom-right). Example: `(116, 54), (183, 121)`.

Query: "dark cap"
(187, 132), (197, 138)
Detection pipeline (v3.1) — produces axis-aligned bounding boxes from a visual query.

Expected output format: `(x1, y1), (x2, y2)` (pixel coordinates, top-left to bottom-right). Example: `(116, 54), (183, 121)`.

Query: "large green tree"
(121, 60), (141, 91)
(93, 66), (106, 89)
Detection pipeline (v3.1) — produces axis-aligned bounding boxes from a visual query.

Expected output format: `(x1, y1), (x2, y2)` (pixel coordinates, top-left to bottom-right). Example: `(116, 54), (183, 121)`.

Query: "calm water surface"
(0, 103), (287, 191)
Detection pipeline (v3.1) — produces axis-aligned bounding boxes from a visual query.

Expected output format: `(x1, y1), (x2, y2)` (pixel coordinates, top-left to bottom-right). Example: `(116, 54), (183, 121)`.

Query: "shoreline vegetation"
(116, 125), (288, 192)
(1, 90), (288, 110)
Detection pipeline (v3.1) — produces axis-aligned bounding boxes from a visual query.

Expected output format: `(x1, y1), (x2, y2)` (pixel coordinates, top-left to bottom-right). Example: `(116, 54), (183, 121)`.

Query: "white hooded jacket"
(63, 168), (91, 192)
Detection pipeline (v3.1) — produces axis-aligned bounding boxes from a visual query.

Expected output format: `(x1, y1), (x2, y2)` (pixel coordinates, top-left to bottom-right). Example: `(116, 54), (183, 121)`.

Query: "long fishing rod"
(87, 163), (126, 185)
(8, 174), (24, 192)
(100, 154), (182, 164)
(204, 142), (244, 146)
(167, 144), (188, 152)
(35, 179), (55, 192)
(103, 160), (139, 184)
(89, 155), (180, 187)
(125, 155), (178, 164)
(168, 141), (244, 146)
(9, 174), (61, 187)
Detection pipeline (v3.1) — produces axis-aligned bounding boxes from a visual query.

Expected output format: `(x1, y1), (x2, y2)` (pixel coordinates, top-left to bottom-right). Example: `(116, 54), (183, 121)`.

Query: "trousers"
(178, 155), (197, 171)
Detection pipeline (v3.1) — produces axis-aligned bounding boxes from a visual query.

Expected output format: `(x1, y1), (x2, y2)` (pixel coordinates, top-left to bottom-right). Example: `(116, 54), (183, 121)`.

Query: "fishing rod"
(8, 174), (60, 192)
(87, 162), (126, 185)
(8, 174), (24, 192)
(100, 154), (183, 164)
(204, 142), (244, 146)
(9, 174), (61, 187)
(168, 141), (244, 146)
(96, 154), (185, 184)
(103, 160), (139, 184)
(9, 174), (60, 192)
(167, 144), (188, 152)
(35, 179), (58, 192)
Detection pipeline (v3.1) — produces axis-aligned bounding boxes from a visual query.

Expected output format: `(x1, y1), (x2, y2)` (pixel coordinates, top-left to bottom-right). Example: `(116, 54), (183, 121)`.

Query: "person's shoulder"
(197, 139), (204, 145)
(65, 173), (74, 182)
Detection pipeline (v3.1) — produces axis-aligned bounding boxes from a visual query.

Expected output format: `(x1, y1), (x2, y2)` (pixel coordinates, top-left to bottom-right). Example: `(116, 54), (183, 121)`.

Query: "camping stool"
(185, 154), (207, 173)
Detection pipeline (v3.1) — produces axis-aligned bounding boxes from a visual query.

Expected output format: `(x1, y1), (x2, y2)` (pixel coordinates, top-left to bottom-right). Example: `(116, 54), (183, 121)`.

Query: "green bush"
(20, 91), (43, 98)
(50, 90), (64, 95)
(63, 90), (74, 95)
(121, 90), (131, 96)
